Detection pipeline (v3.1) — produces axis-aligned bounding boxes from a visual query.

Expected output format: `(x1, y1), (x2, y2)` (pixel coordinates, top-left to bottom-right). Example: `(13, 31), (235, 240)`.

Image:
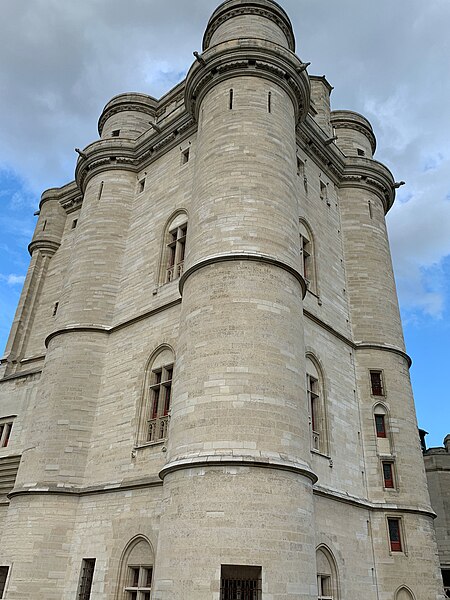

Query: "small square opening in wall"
(181, 148), (190, 164)
(357, 148), (365, 156)
(138, 179), (146, 193)
(111, 129), (120, 137)
(72, 219), (78, 229)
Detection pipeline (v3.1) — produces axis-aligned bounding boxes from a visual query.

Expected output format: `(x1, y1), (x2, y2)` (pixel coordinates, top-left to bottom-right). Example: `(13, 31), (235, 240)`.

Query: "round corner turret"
(28, 187), (67, 256)
(202, 0), (295, 51)
(330, 110), (376, 158)
(98, 93), (158, 140)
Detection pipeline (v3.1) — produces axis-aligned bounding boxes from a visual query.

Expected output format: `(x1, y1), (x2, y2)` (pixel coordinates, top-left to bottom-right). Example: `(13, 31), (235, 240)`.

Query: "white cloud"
(0, 274), (26, 286)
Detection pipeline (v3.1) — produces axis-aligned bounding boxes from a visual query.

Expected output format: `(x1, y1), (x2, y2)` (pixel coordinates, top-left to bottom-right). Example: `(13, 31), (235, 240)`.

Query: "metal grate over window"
(220, 566), (261, 600)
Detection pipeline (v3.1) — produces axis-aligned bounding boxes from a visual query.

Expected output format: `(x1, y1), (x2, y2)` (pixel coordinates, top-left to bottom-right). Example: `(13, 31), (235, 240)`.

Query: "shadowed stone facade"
(424, 435), (450, 598)
(0, 0), (445, 598)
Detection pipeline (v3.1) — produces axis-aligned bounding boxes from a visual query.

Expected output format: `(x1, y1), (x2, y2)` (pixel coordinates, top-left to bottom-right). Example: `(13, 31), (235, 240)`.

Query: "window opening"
(220, 565), (261, 600)
(268, 91), (272, 113)
(300, 233), (312, 283)
(368, 200), (373, 219)
(138, 179), (146, 193)
(72, 218), (78, 229)
(307, 374), (320, 451)
(0, 421), (13, 448)
(52, 302), (59, 317)
(166, 223), (187, 283)
(375, 414), (386, 438)
(320, 180), (328, 201)
(318, 574), (332, 600)
(382, 462), (395, 489)
(112, 129), (120, 137)
(370, 371), (384, 396)
(442, 569), (450, 598)
(388, 518), (402, 552)
(0, 566), (9, 598)
(43, 219), (47, 231)
(148, 364), (173, 442)
(124, 565), (153, 600)
(357, 148), (365, 156)
(229, 89), (234, 110)
(181, 148), (190, 164)
(76, 559), (96, 600)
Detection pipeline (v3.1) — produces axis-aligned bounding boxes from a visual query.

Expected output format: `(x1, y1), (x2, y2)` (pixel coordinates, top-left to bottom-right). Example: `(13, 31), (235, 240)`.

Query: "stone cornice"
(203, 0), (295, 52)
(159, 453), (318, 483)
(98, 92), (158, 136)
(27, 239), (60, 257)
(330, 109), (376, 154)
(185, 39), (310, 124)
(340, 157), (396, 213)
(313, 484), (436, 519)
(355, 342), (412, 368)
(179, 253), (307, 298)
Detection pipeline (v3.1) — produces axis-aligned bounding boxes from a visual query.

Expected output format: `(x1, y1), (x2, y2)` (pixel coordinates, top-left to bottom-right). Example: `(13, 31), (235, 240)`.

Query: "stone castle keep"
(0, 0), (445, 598)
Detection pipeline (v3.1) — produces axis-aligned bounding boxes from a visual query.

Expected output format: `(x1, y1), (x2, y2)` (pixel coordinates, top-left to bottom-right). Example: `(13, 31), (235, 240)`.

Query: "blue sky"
(0, 0), (449, 448)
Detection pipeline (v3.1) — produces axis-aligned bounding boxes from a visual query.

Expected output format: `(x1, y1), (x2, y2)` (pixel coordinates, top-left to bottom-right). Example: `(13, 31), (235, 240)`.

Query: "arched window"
(159, 211), (188, 284)
(116, 536), (154, 600)
(316, 546), (339, 600)
(138, 346), (174, 445)
(299, 219), (317, 293)
(306, 354), (328, 455)
(395, 586), (415, 600)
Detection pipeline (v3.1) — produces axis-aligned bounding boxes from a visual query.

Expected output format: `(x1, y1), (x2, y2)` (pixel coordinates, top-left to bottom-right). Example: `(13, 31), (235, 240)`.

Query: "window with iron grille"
(370, 371), (384, 396)
(76, 559), (95, 600)
(220, 565), (262, 600)
(387, 518), (403, 552)
(166, 223), (187, 283)
(147, 364), (173, 443)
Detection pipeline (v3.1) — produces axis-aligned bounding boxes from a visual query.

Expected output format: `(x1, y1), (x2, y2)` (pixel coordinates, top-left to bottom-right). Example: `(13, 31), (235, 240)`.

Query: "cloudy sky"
(0, 0), (449, 446)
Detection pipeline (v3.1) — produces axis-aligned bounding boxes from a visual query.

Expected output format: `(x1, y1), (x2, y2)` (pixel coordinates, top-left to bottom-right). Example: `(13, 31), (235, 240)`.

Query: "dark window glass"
(388, 518), (402, 552)
(0, 566), (9, 598)
(375, 414), (386, 438)
(383, 462), (394, 488)
(77, 559), (95, 600)
(370, 371), (384, 396)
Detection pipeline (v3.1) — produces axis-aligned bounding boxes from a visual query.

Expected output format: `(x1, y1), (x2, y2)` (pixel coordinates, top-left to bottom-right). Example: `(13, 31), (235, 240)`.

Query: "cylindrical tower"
(0, 190), (66, 377)
(153, 2), (317, 598)
(2, 138), (137, 599)
(334, 111), (443, 597)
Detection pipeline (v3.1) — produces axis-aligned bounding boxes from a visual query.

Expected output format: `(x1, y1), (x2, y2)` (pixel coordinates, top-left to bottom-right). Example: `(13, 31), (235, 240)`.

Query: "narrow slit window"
(368, 200), (373, 219)
(268, 91), (272, 113)
(138, 179), (146, 193)
(387, 518), (402, 552)
(0, 566), (9, 598)
(43, 219), (47, 231)
(382, 461), (395, 489)
(181, 148), (190, 164)
(72, 219), (78, 229)
(229, 89), (234, 110)
(53, 302), (59, 317)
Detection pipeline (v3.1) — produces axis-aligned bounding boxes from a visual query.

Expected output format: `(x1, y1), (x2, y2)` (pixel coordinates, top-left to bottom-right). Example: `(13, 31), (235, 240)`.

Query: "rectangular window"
(370, 370), (384, 396)
(125, 566), (152, 599)
(318, 574), (332, 599)
(147, 365), (173, 442)
(220, 565), (262, 600)
(76, 559), (95, 600)
(138, 179), (146, 193)
(382, 462), (395, 489)
(320, 180), (328, 200)
(0, 566), (9, 598)
(181, 148), (190, 164)
(375, 414), (386, 438)
(0, 421), (13, 448)
(387, 518), (402, 552)
(442, 569), (450, 598)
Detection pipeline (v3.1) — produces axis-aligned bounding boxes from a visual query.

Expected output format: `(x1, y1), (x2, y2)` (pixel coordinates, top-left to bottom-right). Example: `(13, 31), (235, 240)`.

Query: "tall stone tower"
(0, 1), (445, 599)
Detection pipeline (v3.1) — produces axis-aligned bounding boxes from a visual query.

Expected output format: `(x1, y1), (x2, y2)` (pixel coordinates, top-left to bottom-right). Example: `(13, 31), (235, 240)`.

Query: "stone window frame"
(0, 416), (15, 449)
(316, 545), (340, 600)
(386, 515), (407, 555)
(76, 558), (96, 600)
(115, 536), (154, 600)
(369, 369), (385, 397)
(395, 586), (416, 600)
(381, 459), (396, 490)
(157, 209), (188, 285)
(306, 353), (329, 456)
(136, 345), (175, 448)
(299, 218), (318, 296)
(0, 565), (10, 599)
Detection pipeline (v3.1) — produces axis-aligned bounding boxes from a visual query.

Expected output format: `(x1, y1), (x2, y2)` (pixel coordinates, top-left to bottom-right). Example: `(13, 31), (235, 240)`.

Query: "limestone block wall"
(425, 443), (450, 568)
